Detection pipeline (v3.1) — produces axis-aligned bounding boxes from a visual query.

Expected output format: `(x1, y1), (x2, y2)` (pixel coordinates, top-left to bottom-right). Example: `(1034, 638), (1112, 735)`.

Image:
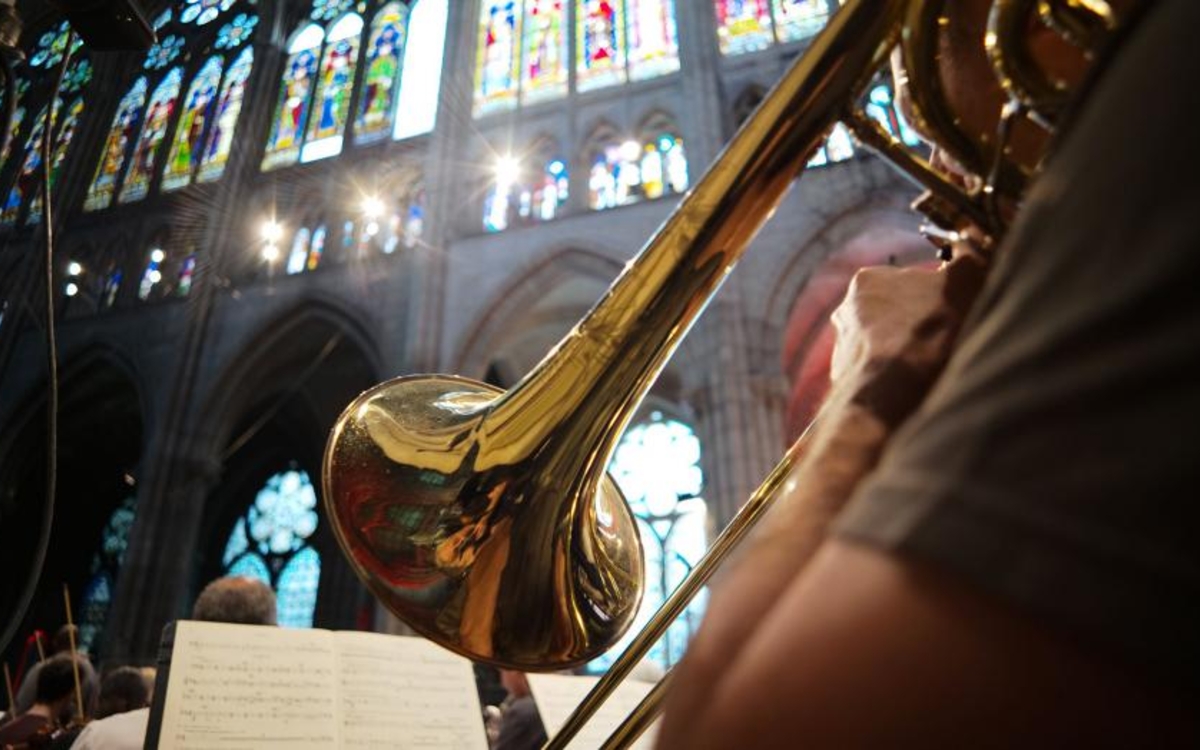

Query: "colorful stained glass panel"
(2, 107), (47, 224)
(301, 14), (363, 163)
(576, 0), (627, 91)
(27, 97), (86, 225)
(772, 0), (830, 42)
(715, 0), (773, 55)
(119, 67), (183, 203)
(355, 3), (408, 145)
(198, 46), (254, 183)
(628, 0), (679, 81)
(86, 77), (147, 210)
(475, 0), (521, 116)
(181, 0), (235, 25)
(520, 0), (567, 104)
(262, 26), (323, 171)
(162, 56), (224, 191)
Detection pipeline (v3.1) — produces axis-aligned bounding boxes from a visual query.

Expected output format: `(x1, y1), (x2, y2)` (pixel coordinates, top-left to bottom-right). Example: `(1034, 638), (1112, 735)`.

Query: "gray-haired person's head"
(191, 576), (277, 625)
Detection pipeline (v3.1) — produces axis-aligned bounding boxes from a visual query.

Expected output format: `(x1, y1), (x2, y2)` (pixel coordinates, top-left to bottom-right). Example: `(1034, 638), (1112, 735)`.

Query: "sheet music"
(527, 674), (659, 750)
(333, 631), (488, 750)
(157, 621), (339, 749)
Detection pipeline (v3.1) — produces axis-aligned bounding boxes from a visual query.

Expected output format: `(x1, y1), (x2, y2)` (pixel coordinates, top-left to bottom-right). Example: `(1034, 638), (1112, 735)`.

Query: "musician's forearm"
(657, 385), (891, 747)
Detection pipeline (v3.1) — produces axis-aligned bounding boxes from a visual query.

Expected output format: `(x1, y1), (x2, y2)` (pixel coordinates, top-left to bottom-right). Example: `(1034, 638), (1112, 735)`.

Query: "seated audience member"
(494, 670), (547, 750)
(15, 628), (97, 718)
(68, 668), (154, 750)
(190, 576), (277, 625)
(0, 655), (79, 747)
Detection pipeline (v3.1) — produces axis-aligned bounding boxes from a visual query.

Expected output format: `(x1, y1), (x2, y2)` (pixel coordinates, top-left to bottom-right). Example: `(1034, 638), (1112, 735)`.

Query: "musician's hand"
(829, 252), (987, 426)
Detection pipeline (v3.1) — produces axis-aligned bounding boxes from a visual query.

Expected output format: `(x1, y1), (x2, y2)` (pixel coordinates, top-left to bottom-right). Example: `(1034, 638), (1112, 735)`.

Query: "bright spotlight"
(262, 244), (280, 262)
(67, 261), (83, 276)
(361, 196), (385, 219)
(148, 270), (162, 283)
(495, 155), (521, 186)
(65, 282), (79, 297)
(260, 219), (284, 243)
(149, 248), (165, 263)
(619, 140), (642, 162)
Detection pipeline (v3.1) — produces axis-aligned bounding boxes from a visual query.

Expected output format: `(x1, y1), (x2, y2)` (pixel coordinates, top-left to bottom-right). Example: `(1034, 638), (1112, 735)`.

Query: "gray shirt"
(837, 0), (1200, 692)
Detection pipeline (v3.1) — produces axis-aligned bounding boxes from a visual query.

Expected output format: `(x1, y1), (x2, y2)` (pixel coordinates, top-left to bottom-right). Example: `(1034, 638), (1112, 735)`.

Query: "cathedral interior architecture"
(0, 0), (934, 680)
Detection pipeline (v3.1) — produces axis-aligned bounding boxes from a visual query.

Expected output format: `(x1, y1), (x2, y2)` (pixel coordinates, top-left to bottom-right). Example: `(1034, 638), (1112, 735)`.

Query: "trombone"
(322, 0), (1120, 745)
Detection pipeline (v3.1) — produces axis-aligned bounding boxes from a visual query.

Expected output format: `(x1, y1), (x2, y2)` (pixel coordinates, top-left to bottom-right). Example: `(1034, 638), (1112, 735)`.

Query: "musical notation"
(155, 621), (488, 749)
(158, 621), (340, 749)
(528, 673), (659, 750)
(335, 631), (487, 749)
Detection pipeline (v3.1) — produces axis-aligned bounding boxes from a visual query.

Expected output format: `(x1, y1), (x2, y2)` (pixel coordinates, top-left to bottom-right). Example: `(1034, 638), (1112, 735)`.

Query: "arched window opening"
(197, 43), (255, 182)
(263, 24), (325, 170)
(393, 0), (447, 140)
(221, 467), (322, 628)
(162, 56), (225, 191)
(521, 0), (568, 104)
(482, 143), (567, 232)
(302, 13), (365, 163)
(475, 1), (522, 115)
(119, 67), (184, 203)
(85, 77), (147, 210)
(0, 22), (91, 226)
(79, 496), (138, 654)
(474, 1), (678, 116)
(714, 0), (832, 55)
(586, 122), (686, 211)
(355, 3), (409, 145)
(588, 411), (706, 672)
(286, 226), (312, 274)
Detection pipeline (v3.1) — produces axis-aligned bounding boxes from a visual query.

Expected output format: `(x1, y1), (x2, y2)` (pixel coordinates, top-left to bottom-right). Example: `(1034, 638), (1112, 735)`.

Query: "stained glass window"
(221, 468), (322, 628)
(28, 21), (82, 70)
(715, 0), (773, 54)
(85, 77), (147, 210)
(521, 0), (567, 104)
(119, 68), (183, 204)
(139, 247), (165, 300)
(197, 46), (254, 183)
(262, 25), (324, 170)
(588, 130), (686, 210)
(79, 496), (138, 654)
(588, 413), (706, 672)
(178, 254), (197, 295)
(772, 0), (830, 43)
(181, 0), (235, 26)
(1, 107), (48, 224)
(1, 98), (27, 167)
(576, 0), (626, 91)
(102, 269), (123, 308)
(483, 149), (568, 231)
(162, 56), (224, 191)
(311, 0), (354, 22)
(308, 224), (327, 270)
(474, 1), (522, 115)
(392, 0), (448, 140)
(215, 12), (257, 49)
(145, 34), (185, 70)
(302, 13), (363, 163)
(807, 121), (854, 167)
(355, 4), (408, 145)
(286, 227), (311, 274)
(628, 0), (679, 80)
(26, 97), (86, 225)
(865, 83), (921, 147)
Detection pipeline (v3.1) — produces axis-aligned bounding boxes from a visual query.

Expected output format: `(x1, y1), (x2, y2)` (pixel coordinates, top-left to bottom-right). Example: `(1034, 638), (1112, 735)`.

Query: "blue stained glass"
(311, 0), (354, 21)
(215, 13), (259, 49)
(79, 496), (137, 654)
(145, 35), (185, 70)
(151, 9), (172, 30)
(276, 548), (321, 628)
(227, 552), (272, 582)
(28, 22), (80, 69)
(221, 468), (322, 629)
(61, 59), (93, 93)
(181, 0), (235, 25)
(588, 413), (707, 673)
